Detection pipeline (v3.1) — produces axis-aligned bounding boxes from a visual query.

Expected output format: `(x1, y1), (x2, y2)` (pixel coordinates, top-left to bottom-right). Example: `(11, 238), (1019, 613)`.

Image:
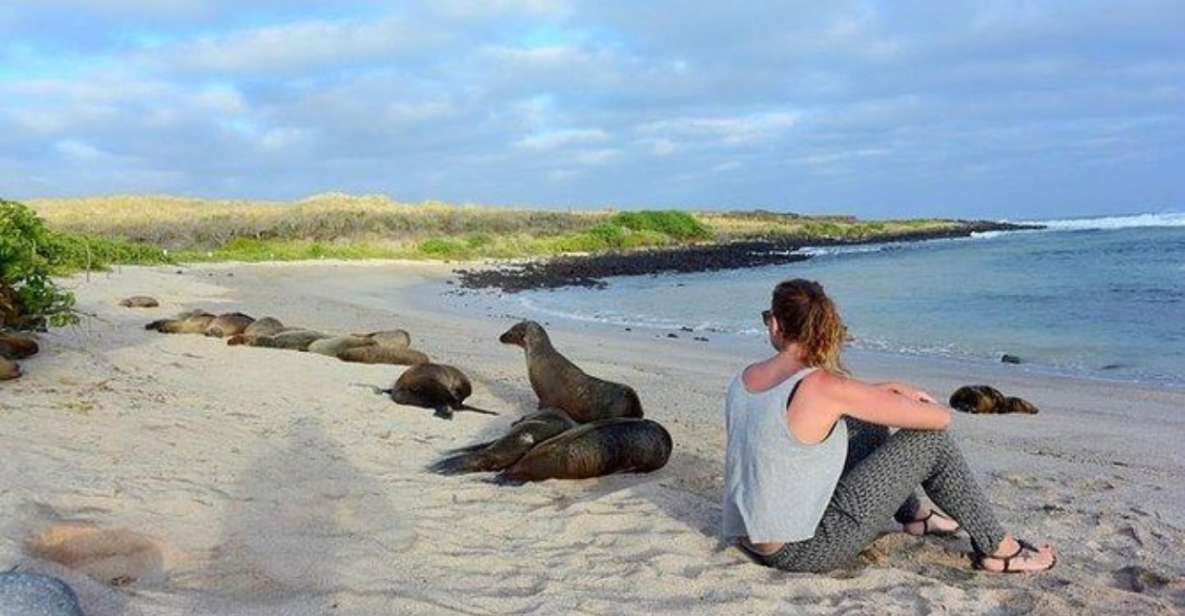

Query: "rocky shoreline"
(455, 220), (1041, 293)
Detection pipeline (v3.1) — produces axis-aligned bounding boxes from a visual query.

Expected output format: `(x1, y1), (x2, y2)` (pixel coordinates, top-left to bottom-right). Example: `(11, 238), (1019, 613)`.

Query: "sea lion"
(339, 346), (430, 366)
(0, 333), (39, 359)
(428, 410), (576, 474)
(949, 385), (1006, 414)
(228, 329), (329, 351)
(494, 418), (672, 484)
(353, 329), (412, 349)
(1003, 396), (1040, 415)
(1, 357), (20, 380)
(145, 310), (215, 334)
(118, 296), (159, 308)
(242, 316), (286, 337)
(203, 312), (255, 338)
(308, 335), (376, 357)
(499, 320), (643, 422)
(376, 363), (497, 420)
(949, 385), (1038, 414)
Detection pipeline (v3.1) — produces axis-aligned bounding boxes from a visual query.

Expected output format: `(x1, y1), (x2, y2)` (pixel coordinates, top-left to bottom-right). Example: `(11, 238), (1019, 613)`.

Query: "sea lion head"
(498, 320), (547, 349)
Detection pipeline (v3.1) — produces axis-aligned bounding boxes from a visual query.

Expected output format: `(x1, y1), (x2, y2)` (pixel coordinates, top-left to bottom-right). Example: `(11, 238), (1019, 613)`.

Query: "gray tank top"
(722, 366), (848, 543)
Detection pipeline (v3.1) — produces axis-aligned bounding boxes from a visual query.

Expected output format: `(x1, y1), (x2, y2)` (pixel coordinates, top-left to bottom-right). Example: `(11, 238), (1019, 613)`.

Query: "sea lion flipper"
(434, 406), (455, 420)
(349, 383), (392, 396)
(445, 439), (498, 455)
(458, 404), (498, 416)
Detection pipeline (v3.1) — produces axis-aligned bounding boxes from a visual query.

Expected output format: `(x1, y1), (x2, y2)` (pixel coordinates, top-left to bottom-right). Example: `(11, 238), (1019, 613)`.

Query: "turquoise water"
(510, 213), (1185, 386)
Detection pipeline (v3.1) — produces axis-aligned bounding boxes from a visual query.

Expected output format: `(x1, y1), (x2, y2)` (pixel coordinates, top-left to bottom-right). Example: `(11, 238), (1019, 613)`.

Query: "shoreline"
(454, 220), (1041, 293)
(2, 261), (1183, 614)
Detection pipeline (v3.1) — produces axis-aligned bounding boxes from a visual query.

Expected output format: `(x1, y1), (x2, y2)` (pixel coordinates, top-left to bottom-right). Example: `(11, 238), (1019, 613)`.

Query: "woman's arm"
(817, 371), (951, 430)
(874, 381), (937, 404)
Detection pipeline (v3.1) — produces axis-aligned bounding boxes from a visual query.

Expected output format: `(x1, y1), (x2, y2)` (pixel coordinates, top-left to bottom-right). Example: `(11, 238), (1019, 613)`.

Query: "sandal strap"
(913, 510), (960, 534)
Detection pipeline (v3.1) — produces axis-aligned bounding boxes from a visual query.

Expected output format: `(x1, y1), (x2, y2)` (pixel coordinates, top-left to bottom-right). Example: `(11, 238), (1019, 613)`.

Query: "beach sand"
(1, 261), (1183, 615)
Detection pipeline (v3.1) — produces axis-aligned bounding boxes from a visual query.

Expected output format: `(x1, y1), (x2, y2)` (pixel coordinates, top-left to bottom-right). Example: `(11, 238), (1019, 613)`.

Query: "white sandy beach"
(2, 261), (1183, 615)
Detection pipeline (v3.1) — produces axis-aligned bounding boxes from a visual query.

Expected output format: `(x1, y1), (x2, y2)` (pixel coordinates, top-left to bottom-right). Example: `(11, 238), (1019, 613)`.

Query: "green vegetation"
(2, 199), (170, 329)
(0, 200), (77, 328)
(23, 194), (979, 267)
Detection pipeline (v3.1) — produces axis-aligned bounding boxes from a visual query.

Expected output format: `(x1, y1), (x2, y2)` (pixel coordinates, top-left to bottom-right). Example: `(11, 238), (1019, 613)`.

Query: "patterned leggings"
(759, 419), (1006, 572)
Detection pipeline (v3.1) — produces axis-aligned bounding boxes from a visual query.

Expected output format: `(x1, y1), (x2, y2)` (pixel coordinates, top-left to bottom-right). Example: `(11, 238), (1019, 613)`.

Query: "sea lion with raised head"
(353, 329), (412, 349)
(339, 346), (429, 366)
(950, 385), (1039, 414)
(203, 312), (255, 338)
(118, 296), (159, 308)
(1, 357), (20, 380)
(227, 329), (329, 350)
(0, 333), (39, 359)
(373, 363), (497, 420)
(145, 310), (215, 334)
(308, 335), (376, 357)
(499, 320), (643, 422)
(428, 410), (576, 474)
(494, 418), (672, 484)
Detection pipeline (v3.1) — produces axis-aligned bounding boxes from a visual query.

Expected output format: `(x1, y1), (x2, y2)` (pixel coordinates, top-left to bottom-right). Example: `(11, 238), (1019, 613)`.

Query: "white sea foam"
(1020, 212), (1185, 231)
(795, 244), (890, 257)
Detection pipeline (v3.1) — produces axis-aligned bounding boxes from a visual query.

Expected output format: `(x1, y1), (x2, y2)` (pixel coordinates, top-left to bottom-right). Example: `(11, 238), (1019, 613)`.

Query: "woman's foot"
(974, 536), (1056, 573)
(903, 509), (961, 537)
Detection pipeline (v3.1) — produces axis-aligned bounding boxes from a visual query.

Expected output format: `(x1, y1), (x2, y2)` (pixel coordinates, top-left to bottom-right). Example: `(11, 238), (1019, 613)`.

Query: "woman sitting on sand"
(723, 278), (1055, 573)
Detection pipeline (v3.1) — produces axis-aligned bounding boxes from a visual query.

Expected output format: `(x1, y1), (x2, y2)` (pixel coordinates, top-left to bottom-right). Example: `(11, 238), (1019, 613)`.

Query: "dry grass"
(30, 193), (608, 250)
(27, 193), (973, 263)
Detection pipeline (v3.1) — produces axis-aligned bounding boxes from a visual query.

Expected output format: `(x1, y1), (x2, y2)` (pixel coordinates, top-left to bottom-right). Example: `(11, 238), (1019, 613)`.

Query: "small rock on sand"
(118, 296), (160, 308)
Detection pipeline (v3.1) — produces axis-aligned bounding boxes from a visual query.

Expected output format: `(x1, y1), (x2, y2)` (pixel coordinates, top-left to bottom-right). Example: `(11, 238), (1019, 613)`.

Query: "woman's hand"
(877, 382), (937, 404)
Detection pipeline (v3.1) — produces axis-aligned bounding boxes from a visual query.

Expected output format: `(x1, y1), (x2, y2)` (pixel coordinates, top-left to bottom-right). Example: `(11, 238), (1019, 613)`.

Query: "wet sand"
(1, 261), (1182, 614)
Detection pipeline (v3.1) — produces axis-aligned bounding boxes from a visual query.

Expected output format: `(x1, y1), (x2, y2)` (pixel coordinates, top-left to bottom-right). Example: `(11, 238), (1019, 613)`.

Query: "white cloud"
(54, 139), (108, 160)
(515, 128), (609, 150)
(574, 148), (621, 165)
(638, 112), (801, 146)
(147, 17), (438, 73)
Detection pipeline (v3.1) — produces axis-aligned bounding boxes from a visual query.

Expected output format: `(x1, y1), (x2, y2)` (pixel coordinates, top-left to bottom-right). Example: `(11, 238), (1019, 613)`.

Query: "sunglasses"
(761, 310), (772, 325)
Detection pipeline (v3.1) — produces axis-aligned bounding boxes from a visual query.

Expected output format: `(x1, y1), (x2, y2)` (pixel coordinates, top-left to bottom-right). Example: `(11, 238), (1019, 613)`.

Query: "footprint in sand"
(25, 525), (168, 587)
(1112, 565), (1185, 603)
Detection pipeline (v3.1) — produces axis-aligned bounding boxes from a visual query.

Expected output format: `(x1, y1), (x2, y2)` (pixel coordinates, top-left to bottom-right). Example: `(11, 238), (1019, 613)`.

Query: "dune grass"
(23, 194), (976, 266)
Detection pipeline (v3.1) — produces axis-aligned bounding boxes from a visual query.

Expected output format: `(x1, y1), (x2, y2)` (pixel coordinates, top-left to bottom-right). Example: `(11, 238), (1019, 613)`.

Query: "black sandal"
(906, 511), (961, 537)
(973, 539), (1056, 573)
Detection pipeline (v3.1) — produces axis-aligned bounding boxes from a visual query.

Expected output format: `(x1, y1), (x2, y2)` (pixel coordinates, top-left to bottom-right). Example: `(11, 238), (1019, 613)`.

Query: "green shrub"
(610, 210), (713, 240)
(0, 199), (78, 328)
(417, 238), (471, 259)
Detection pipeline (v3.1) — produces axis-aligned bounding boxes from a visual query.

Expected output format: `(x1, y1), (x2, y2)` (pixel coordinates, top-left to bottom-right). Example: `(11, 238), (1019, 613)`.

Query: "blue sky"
(2, 1), (1182, 218)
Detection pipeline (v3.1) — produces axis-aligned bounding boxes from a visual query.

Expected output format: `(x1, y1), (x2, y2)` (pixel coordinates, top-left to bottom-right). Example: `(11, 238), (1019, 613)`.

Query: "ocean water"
(509, 213), (1185, 386)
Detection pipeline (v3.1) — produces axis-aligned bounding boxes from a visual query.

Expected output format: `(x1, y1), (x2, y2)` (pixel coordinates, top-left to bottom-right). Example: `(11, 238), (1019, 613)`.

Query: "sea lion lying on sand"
(494, 418), (672, 484)
(118, 296), (159, 308)
(950, 385), (1039, 414)
(499, 320), (643, 422)
(145, 310), (215, 334)
(339, 346), (429, 366)
(0, 333), (39, 359)
(353, 329), (412, 349)
(1, 357), (20, 380)
(241, 316), (286, 338)
(308, 335), (376, 357)
(372, 363), (497, 420)
(202, 312), (255, 337)
(227, 329), (329, 351)
(429, 410), (576, 474)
